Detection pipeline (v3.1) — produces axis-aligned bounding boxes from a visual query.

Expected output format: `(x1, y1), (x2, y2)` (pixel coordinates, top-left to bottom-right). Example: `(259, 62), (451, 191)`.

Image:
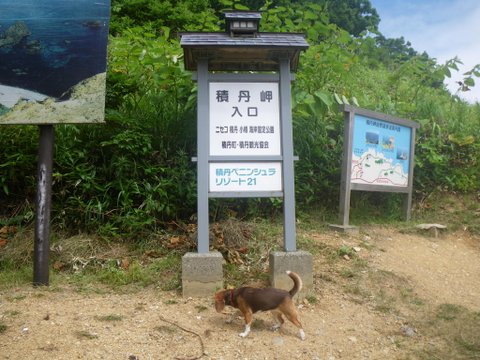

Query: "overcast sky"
(370, 0), (480, 104)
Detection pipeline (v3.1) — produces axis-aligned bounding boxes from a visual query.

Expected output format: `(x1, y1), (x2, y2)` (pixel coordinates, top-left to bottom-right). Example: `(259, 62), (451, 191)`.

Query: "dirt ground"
(1, 226), (479, 360)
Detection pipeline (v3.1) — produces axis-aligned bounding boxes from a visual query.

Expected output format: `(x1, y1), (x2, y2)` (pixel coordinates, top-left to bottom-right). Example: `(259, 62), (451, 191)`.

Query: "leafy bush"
(1, 0), (479, 236)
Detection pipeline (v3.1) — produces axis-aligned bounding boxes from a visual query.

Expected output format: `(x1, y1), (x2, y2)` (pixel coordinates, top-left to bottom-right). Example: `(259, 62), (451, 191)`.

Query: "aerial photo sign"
(0, 0), (110, 124)
(351, 114), (412, 187)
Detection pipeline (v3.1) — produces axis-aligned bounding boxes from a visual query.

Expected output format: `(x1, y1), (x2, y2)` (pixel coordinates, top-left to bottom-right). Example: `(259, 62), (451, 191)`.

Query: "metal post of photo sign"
(333, 105), (420, 232)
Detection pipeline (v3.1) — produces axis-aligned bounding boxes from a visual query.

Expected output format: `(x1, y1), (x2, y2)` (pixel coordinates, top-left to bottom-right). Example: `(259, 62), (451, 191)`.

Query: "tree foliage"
(1, 0), (479, 235)
(324, 0), (380, 36)
(110, 0), (219, 34)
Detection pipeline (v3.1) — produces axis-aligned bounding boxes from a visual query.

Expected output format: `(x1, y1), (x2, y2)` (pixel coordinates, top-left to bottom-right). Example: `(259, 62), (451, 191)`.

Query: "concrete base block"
(269, 251), (313, 301)
(328, 224), (359, 234)
(182, 251), (223, 298)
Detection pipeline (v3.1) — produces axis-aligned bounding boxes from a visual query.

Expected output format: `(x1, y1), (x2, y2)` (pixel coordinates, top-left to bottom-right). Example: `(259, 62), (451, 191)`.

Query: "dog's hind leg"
(284, 312), (305, 340)
(271, 310), (284, 331)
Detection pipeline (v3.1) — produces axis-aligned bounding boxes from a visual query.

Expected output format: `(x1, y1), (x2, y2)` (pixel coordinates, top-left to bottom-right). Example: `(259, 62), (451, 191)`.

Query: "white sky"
(370, 0), (480, 104)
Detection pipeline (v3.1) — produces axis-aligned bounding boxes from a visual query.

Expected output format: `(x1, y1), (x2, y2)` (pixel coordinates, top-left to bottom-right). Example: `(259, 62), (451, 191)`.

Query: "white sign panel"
(209, 82), (280, 156)
(210, 162), (282, 192)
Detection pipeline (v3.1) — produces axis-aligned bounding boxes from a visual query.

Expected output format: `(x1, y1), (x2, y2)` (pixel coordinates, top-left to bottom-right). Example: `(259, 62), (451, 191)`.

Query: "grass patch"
(4, 310), (20, 317)
(340, 266), (423, 317)
(408, 304), (480, 359)
(95, 314), (123, 322)
(340, 268), (357, 279)
(195, 305), (208, 313)
(155, 325), (176, 334)
(337, 245), (357, 258)
(436, 303), (464, 321)
(62, 253), (182, 291)
(74, 330), (98, 340)
(6, 294), (27, 302)
(0, 263), (34, 288)
(414, 191), (480, 235)
(0, 323), (7, 333)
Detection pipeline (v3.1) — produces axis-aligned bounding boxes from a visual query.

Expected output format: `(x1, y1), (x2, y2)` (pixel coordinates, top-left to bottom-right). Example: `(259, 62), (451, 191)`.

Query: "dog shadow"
(206, 307), (298, 338)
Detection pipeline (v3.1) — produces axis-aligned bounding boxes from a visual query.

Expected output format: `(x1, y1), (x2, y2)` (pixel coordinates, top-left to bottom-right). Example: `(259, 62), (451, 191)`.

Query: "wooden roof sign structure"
(179, 11), (311, 298)
(181, 11), (309, 72)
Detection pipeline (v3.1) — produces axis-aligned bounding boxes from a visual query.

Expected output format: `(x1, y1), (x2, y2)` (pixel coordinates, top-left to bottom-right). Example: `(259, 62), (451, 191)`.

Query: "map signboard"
(336, 105), (420, 226)
(351, 114), (412, 187)
(0, 0), (110, 124)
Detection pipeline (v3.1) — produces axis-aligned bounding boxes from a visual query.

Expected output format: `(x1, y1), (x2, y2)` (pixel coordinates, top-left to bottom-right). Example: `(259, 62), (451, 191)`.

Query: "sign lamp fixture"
(225, 11), (261, 37)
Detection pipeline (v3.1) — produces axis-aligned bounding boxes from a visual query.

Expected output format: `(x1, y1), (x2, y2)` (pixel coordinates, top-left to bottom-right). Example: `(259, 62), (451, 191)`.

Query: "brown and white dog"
(214, 271), (305, 340)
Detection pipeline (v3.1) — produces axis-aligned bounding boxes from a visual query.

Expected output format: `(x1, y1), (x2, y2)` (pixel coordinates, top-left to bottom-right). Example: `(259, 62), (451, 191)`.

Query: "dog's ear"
(214, 291), (226, 313)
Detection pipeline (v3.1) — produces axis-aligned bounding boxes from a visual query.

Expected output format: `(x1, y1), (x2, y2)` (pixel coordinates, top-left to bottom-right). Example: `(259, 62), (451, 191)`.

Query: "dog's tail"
(286, 270), (303, 297)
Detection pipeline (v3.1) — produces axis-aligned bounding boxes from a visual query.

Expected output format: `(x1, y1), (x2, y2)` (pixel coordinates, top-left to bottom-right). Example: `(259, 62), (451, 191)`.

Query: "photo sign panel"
(0, 0), (110, 124)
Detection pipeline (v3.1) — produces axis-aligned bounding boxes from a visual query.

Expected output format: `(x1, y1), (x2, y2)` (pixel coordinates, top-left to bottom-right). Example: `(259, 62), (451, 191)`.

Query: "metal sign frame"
(338, 105), (420, 226)
(195, 58), (298, 252)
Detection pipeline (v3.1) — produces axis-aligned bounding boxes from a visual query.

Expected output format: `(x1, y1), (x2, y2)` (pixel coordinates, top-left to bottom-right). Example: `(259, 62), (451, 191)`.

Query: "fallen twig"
(158, 315), (205, 360)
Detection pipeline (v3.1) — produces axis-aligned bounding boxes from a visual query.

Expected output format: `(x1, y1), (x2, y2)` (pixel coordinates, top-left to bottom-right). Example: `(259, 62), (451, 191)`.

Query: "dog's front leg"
(225, 309), (240, 324)
(239, 324), (251, 338)
(239, 310), (253, 338)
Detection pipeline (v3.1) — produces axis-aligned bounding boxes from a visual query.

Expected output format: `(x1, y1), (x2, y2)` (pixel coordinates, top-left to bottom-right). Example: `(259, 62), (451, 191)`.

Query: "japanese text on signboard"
(209, 162), (282, 192)
(209, 82), (281, 156)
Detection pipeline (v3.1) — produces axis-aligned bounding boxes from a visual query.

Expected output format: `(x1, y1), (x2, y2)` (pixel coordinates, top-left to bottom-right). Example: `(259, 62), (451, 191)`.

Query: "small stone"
(272, 336), (284, 346)
(415, 223), (447, 238)
(353, 246), (361, 252)
(401, 325), (416, 337)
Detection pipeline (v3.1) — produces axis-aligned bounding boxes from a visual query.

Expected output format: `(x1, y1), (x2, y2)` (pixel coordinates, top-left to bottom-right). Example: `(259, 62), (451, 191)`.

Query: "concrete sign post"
(180, 11), (312, 298)
(332, 105), (420, 233)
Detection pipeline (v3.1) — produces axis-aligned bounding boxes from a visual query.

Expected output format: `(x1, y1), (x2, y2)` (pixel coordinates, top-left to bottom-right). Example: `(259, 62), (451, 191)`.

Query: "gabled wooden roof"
(180, 32), (309, 72)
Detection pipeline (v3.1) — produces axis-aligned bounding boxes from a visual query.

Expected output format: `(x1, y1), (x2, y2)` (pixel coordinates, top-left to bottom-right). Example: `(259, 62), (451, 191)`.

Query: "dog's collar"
(228, 289), (235, 306)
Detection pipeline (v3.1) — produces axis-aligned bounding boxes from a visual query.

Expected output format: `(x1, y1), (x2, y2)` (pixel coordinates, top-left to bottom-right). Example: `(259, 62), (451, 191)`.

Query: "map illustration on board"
(351, 115), (412, 187)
